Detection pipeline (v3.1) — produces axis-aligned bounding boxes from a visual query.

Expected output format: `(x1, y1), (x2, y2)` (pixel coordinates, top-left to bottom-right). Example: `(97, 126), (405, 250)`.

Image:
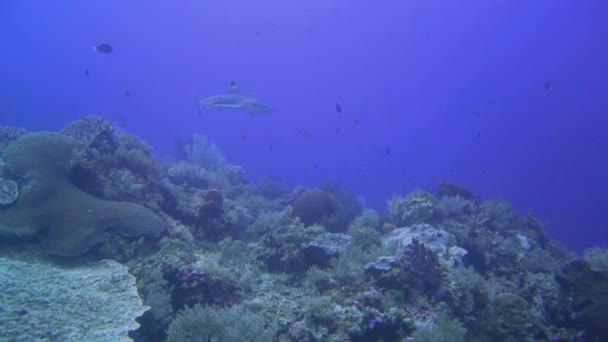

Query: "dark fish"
(476, 131), (481, 139)
(84, 69), (89, 77)
(313, 162), (319, 169)
(544, 81), (553, 91)
(402, 168), (407, 173)
(336, 127), (341, 134)
(384, 146), (392, 155)
(93, 43), (113, 54)
(239, 134), (248, 142)
(255, 29), (261, 36)
(335, 103), (342, 113)
(304, 166), (310, 174)
(353, 119), (360, 126)
(296, 128), (312, 139)
(475, 111), (481, 118)
(268, 145), (273, 152)
(124, 90), (130, 97)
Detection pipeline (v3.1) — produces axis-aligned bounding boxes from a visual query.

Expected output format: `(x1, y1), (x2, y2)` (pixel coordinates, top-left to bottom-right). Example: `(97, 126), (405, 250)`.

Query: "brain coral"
(0, 132), (167, 256)
(292, 189), (348, 233)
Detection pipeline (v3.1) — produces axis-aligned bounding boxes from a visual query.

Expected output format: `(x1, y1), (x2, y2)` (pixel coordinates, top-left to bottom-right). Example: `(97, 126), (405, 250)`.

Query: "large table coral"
(0, 132), (166, 256)
(0, 251), (149, 341)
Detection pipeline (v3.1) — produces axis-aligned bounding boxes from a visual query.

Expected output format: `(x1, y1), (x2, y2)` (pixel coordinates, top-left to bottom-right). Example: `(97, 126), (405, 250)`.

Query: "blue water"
(1, 1), (607, 252)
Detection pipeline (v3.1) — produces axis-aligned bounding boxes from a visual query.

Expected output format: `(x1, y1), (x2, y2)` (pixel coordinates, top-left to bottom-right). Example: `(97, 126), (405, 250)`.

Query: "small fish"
(474, 111), (481, 118)
(304, 166), (310, 174)
(296, 128), (312, 139)
(335, 103), (342, 113)
(336, 127), (341, 135)
(239, 134), (248, 142)
(353, 119), (360, 126)
(313, 162), (319, 169)
(124, 90), (130, 97)
(544, 81), (553, 91)
(402, 168), (407, 173)
(84, 69), (89, 77)
(384, 146), (392, 155)
(93, 43), (113, 54)
(476, 131), (481, 139)
(268, 145), (273, 152)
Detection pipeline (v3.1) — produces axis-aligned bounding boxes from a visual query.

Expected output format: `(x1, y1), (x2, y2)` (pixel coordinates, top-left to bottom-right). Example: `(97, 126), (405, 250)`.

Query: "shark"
(194, 82), (275, 116)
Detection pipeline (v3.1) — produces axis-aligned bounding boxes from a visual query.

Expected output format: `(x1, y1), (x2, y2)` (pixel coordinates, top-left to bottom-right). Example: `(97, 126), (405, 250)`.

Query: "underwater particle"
(313, 162), (319, 169)
(476, 131), (481, 139)
(353, 118), (360, 126)
(402, 168), (407, 173)
(268, 144), (273, 152)
(384, 146), (392, 155)
(255, 28), (261, 36)
(304, 166), (310, 174)
(0, 179), (19, 207)
(84, 69), (89, 77)
(124, 90), (130, 97)
(475, 111), (481, 118)
(239, 134), (248, 142)
(544, 81), (553, 90)
(335, 103), (342, 113)
(336, 127), (341, 134)
(93, 43), (113, 54)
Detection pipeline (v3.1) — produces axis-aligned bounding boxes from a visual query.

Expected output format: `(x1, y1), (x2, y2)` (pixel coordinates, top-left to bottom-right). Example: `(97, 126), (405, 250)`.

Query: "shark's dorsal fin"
(229, 81), (240, 94)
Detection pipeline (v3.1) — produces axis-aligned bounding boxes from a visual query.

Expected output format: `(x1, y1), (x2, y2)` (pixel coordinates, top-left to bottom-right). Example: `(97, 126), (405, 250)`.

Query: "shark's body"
(195, 83), (275, 116)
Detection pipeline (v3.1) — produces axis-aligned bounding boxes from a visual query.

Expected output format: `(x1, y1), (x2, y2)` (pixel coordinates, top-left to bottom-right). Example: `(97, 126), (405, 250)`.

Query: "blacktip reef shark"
(194, 82), (275, 117)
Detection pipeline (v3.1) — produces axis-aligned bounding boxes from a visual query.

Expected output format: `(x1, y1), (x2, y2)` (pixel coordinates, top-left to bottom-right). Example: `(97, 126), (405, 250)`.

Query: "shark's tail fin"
(193, 94), (203, 117)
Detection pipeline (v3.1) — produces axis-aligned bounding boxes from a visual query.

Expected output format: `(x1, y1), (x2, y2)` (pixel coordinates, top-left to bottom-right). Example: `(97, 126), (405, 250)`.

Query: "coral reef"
(0, 132), (166, 256)
(0, 118), (601, 341)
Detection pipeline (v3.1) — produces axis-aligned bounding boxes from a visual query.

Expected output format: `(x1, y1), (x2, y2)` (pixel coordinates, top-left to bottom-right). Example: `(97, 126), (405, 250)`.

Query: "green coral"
(412, 311), (467, 342)
(166, 304), (274, 342)
(0, 132), (166, 256)
(476, 293), (549, 341)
